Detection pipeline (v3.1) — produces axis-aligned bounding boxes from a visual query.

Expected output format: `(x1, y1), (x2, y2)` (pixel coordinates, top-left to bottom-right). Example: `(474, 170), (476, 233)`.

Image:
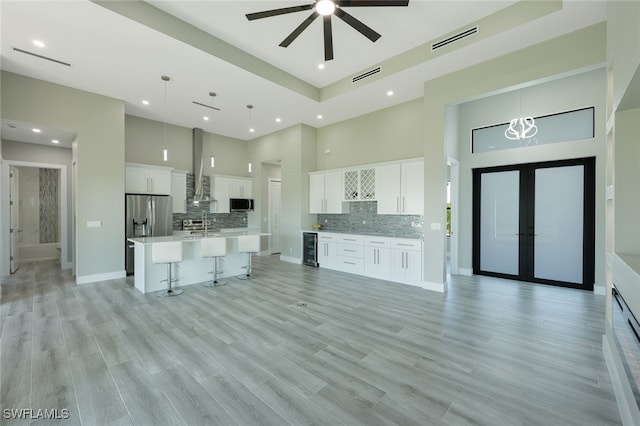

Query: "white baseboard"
(458, 268), (473, 276)
(603, 332), (640, 426)
(76, 270), (126, 285)
(422, 281), (447, 293)
(280, 255), (301, 264)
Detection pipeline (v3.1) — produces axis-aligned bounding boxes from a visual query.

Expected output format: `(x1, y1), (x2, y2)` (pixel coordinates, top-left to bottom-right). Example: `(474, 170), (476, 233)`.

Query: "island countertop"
(128, 229), (270, 294)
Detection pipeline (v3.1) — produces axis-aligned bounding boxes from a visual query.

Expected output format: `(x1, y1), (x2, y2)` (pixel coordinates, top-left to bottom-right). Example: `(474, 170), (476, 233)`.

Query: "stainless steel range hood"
(189, 128), (211, 203)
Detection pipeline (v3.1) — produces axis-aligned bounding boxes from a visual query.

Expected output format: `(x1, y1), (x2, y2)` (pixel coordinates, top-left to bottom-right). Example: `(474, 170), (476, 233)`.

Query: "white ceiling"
(0, 0), (607, 146)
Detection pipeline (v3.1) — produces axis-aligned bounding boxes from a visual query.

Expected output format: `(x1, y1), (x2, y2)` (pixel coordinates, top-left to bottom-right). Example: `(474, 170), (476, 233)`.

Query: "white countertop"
(129, 230), (269, 245)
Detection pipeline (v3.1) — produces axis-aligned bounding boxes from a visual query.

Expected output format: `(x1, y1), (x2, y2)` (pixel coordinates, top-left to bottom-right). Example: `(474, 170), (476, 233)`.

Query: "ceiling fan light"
(316, 0), (335, 16)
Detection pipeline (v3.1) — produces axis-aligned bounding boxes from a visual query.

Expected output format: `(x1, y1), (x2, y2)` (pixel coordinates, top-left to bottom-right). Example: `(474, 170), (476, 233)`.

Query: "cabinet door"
(404, 250), (423, 285)
(240, 180), (252, 198)
(125, 166), (150, 194)
(149, 169), (171, 195)
(364, 246), (390, 280)
(376, 164), (401, 214)
(214, 177), (231, 213)
(309, 174), (325, 213)
(324, 171), (344, 213)
(318, 241), (336, 269)
(401, 161), (424, 215)
(171, 172), (187, 213)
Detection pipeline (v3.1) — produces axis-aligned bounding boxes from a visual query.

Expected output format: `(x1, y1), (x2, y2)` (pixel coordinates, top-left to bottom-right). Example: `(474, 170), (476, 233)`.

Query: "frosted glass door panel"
(480, 171), (520, 275)
(534, 165), (584, 284)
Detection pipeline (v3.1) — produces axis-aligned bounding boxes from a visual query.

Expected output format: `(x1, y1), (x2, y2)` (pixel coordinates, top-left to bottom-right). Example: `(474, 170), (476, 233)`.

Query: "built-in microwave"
(230, 198), (255, 212)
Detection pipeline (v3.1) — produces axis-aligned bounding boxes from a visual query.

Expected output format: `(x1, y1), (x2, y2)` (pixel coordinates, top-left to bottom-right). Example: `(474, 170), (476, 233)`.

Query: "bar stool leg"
(156, 262), (184, 297)
(238, 253), (252, 280)
(203, 257), (227, 287)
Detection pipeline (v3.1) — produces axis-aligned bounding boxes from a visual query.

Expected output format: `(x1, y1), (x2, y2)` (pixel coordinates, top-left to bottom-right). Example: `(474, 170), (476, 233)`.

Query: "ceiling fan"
(246, 0), (410, 61)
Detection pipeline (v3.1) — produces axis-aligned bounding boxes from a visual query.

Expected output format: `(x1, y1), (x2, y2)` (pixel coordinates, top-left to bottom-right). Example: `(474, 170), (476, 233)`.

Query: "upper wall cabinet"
(343, 168), (376, 201)
(171, 170), (187, 213)
(376, 160), (424, 215)
(125, 163), (172, 195)
(211, 175), (253, 213)
(310, 171), (349, 214)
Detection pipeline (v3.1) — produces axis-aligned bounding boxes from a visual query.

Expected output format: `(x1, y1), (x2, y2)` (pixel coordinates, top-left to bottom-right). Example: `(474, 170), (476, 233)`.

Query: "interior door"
(473, 158), (594, 290)
(269, 179), (281, 254)
(10, 166), (20, 273)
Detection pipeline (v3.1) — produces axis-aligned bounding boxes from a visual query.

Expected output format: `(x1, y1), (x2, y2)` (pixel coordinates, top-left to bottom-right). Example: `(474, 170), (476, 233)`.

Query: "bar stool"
(201, 237), (227, 287)
(237, 234), (260, 280)
(152, 241), (184, 297)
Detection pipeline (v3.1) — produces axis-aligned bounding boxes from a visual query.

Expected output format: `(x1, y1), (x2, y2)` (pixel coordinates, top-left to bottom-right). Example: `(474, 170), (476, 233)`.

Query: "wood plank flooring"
(0, 256), (621, 425)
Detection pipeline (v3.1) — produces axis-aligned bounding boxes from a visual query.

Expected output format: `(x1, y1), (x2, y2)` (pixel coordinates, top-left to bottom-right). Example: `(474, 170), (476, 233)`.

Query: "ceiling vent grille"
(352, 67), (381, 84)
(12, 47), (71, 67)
(432, 26), (478, 51)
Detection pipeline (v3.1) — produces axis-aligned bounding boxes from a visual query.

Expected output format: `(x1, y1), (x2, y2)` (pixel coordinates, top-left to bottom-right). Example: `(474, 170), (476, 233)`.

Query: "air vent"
(12, 47), (71, 67)
(352, 67), (381, 84)
(432, 26), (478, 51)
(192, 101), (220, 111)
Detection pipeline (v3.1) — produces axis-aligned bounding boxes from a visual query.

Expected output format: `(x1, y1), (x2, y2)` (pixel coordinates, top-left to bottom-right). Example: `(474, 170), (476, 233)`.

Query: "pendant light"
(161, 75), (170, 161)
(505, 89), (537, 141)
(247, 104), (254, 173)
(209, 92), (216, 169)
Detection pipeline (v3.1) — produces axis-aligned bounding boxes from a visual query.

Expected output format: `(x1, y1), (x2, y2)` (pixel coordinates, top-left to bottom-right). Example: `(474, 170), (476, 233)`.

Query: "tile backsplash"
(172, 174), (247, 231)
(317, 201), (423, 239)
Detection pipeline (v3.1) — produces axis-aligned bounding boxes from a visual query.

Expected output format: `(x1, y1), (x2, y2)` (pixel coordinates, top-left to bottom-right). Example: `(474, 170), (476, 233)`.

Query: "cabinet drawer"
(337, 235), (364, 245)
(365, 237), (390, 248)
(336, 257), (365, 274)
(318, 233), (338, 242)
(390, 238), (422, 251)
(336, 243), (364, 258)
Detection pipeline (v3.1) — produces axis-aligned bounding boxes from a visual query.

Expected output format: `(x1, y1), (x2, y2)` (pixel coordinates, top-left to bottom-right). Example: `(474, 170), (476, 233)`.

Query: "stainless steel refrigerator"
(125, 194), (173, 275)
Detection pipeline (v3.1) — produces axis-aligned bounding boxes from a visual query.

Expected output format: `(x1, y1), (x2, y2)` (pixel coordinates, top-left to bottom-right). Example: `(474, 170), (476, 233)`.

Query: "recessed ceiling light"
(33, 40), (45, 48)
(318, 63), (325, 70)
(142, 100), (149, 105)
(276, 118), (282, 123)
(249, 128), (255, 133)
(203, 116), (209, 121)
(32, 128), (41, 133)
(317, 115), (323, 120)
(387, 90), (394, 96)
(51, 139), (59, 144)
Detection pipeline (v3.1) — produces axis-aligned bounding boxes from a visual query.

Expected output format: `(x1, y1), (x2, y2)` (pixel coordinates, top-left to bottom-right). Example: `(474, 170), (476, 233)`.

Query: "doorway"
(472, 157), (595, 290)
(2, 160), (69, 275)
(269, 179), (281, 254)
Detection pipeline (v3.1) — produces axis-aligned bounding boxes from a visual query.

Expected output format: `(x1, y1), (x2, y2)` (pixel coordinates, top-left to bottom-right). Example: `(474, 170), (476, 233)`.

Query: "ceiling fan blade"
(323, 16), (334, 61)
(246, 4), (313, 21)
(334, 8), (381, 42)
(338, 0), (409, 7)
(280, 12), (320, 47)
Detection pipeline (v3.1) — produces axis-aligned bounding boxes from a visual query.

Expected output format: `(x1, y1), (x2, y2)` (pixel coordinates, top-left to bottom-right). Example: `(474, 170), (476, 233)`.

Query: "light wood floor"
(0, 256), (621, 425)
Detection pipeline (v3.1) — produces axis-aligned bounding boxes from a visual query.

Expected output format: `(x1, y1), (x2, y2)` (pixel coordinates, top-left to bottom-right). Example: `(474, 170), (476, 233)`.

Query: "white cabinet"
(317, 233), (337, 269)
(390, 239), (423, 286)
(171, 171), (187, 213)
(364, 236), (391, 280)
(309, 171), (349, 214)
(343, 168), (376, 201)
(211, 176), (253, 213)
(335, 235), (365, 275)
(376, 161), (424, 215)
(126, 164), (172, 195)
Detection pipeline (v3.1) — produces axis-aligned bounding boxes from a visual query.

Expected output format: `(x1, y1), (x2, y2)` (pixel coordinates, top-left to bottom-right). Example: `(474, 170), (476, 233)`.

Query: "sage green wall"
(249, 124), (316, 259)
(423, 23), (606, 287)
(125, 115), (249, 176)
(2, 140), (73, 263)
(1, 71), (125, 281)
(457, 68), (606, 287)
(607, 0), (640, 111)
(316, 97), (424, 170)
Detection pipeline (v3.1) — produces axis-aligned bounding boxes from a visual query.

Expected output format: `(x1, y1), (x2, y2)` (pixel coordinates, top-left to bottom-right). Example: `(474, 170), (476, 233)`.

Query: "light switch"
(87, 220), (102, 228)
(430, 223), (441, 231)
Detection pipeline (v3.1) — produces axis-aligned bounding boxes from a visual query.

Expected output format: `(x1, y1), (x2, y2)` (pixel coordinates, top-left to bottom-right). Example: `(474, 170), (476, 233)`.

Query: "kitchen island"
(128, 229), (269, 294)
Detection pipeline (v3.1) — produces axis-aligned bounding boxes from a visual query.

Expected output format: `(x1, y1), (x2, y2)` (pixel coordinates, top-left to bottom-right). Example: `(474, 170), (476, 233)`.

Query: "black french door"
(472, 157), (595, 290)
